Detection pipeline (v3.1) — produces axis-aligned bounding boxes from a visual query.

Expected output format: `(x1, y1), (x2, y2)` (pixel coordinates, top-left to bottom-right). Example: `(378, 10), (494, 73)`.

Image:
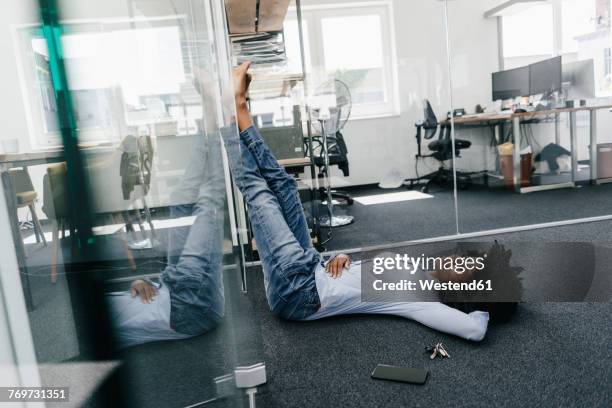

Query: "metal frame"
(590, 110), (598, 181)
(297, 0), (322, 244)
(444, 0), (460, 235)
(570, 111), (578, 182)
(0, 169), (42, 399)
(244, 213), (612, 267)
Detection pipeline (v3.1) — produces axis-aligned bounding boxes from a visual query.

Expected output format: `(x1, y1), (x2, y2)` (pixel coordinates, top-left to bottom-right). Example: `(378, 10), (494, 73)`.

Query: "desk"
(0, 145), (115, 310)
(278, 156), (311, 168)
(442, 105), (612, 193)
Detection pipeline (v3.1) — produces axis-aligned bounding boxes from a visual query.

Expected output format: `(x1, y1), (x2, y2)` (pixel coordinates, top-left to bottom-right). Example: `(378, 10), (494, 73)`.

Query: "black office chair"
(310, 131), (353, 206)
(406, 100), (472, 193)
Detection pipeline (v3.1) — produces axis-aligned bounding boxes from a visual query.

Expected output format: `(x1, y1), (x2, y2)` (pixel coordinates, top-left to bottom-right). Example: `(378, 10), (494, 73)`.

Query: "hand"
(130, 280), (158, 304)
(233, 61), (254, 131)
(233, 61), (252, 102)
(325, 254), (351, 279)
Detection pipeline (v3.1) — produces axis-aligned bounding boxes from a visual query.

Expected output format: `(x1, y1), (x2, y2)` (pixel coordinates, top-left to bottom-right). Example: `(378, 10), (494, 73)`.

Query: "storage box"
(597, 143), (612, 179)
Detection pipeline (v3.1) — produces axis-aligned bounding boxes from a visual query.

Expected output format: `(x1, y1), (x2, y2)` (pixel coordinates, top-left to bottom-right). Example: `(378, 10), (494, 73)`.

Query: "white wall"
(0, 0), (131, 149)
(301, 0), (500, 186)
(1, 0), (209, 221)
(1, 0), (133, 221)
(1, 0), (47, 221)
(2, 0), (501, 222)
(0, 0), (38, 152)
(446, 0), (500, 173)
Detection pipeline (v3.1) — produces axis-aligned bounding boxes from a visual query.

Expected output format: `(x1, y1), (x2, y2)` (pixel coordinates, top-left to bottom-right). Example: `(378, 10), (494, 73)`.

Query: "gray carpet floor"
(321, 183), (612, 251)
(228, 297), (611, 407)
(122, 229), (611, 407)
(25, 194), (612, 407)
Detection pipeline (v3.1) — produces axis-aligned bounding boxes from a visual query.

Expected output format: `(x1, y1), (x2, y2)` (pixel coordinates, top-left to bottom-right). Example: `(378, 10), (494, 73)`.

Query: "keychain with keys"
(425, 342), (451, 360)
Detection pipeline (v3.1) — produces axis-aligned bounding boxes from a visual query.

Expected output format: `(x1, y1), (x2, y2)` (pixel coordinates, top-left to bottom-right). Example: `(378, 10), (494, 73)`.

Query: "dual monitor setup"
(492, 56), (595, 103)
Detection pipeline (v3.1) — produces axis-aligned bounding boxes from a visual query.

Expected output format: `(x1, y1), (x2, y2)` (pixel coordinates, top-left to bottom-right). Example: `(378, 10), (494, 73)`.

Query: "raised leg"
(162, 133), (227, 335)
(223, 126), (320, 320)
(240, 126), (312, 251)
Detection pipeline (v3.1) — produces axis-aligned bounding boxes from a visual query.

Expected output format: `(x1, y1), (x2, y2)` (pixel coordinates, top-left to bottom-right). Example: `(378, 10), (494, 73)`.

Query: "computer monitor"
(492, 66), (530, 101)
(563, 59), (595, 100)
(529, 56), (562, 96)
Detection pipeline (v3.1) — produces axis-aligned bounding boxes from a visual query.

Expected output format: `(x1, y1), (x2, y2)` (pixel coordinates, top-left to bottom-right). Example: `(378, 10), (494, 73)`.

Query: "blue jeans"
(161, 132), (226, 336)
(224, 125), (320, 320)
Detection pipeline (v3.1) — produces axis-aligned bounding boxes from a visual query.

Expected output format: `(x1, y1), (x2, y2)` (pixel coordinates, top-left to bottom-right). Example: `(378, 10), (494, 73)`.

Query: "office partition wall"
(2, 0), (611, 404)
(291, 0), (460, 250)
(0, 0), (257, 406)
(447, 0), (612, 236)
(303, 0), (612, 254)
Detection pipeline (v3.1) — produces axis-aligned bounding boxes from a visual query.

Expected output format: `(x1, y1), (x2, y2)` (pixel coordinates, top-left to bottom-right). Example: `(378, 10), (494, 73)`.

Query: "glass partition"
(280, 0), (459, 252)
(0, 0), (258, 406)
(1, 1), (609, 406)
(447, 0), (612, 235)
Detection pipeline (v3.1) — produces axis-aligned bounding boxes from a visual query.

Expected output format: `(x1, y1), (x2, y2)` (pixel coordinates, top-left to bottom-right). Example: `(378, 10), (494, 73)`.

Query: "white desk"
(442, 105), (612, 193)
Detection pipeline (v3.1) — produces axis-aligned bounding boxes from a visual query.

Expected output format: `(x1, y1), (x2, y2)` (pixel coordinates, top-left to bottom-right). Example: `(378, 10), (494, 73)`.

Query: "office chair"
(406, 100), (472, 193)
(311, 131), (353, 206)
(10, 168), (47, 246)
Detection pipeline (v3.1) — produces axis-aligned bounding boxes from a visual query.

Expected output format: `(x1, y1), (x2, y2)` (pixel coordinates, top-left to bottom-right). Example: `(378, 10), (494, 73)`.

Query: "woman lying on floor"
(108, 62), (521, 347)
(222, 62), (521, 341)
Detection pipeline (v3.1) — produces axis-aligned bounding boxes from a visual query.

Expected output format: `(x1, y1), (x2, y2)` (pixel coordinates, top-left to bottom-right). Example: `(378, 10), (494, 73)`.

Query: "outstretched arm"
(344, 301), (489, 342)
(405, 302), (489, 342)
(234, 61), (254, 132)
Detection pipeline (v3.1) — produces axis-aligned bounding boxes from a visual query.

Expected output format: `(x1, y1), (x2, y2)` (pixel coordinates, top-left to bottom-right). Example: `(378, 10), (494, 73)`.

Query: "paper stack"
(231, 32), (287, 69)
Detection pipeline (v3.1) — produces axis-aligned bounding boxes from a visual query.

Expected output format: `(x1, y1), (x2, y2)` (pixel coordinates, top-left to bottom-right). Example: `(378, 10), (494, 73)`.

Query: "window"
(502, 4), (554, 59)
(283, 19), (311, 74)
(499, 0), (612, 96)
(286, 2), (399, 119)
(31, 27), (185, 133)
(16, 18), (196, 148)
(321, 14), (385, 105)
(501, 0), (598, 62)
(561, 0), (596, 53)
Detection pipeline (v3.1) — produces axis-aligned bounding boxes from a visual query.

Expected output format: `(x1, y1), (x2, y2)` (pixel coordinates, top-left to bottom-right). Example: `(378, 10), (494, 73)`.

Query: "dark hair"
(441, 242), (523, 324)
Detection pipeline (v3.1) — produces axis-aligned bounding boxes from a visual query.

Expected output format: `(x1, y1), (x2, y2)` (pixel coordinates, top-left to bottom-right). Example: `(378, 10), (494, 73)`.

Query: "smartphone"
(371, 364), (429, 385)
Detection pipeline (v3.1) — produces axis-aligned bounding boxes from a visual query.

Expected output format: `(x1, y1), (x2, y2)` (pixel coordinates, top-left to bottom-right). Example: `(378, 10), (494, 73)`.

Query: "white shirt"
(107, 284), (191, 348)
(305, 261), (489, 341)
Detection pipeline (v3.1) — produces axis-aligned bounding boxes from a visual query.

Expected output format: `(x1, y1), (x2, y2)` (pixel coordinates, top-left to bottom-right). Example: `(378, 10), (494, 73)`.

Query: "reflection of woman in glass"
(107, 67), (227, 348)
